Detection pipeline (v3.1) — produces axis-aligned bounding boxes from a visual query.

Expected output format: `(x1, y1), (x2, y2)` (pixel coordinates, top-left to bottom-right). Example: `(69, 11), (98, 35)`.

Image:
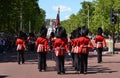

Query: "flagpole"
(58, 7), (60, 26)
(55, 7), (60, 28)
(58, 7), (60, 14)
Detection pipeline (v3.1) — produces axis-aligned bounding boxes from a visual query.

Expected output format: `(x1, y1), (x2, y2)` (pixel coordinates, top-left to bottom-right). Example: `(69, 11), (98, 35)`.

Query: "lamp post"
(29, 20), (31, 33)
(118, 9), (120, 35)
(102, 0), (104, 33)
(20, 0), (22, 31)
(87, 4), (90, 29)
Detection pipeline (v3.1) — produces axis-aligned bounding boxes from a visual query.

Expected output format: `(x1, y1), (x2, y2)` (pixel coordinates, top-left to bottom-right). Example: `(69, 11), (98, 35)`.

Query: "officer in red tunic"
(35, 26), (49, 72)
(94, 27), (107, 63)
(53, 26), (69, 74)
(76, 26), (94, 74)
(16, 31), (26, 64)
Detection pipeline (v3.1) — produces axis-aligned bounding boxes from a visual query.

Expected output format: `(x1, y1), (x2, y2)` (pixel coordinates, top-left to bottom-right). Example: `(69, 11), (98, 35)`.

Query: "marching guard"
(76, 26), (95, 74)
(71, 27), (81, 72)
(16, 31), (26, 64)
(35, 26), (49, 72)
(94, 27), (107, 63)
(53, 26), (69, 74)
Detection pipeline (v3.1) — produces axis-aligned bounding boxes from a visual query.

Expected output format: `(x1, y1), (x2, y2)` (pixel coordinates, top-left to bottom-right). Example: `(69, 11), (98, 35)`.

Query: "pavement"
(0, 43), (120, 78)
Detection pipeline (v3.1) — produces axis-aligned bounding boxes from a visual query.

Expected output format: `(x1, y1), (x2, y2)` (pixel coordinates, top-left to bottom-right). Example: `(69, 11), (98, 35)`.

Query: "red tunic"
(70, 39), (74, 47)
(72, 38), (80, 53)
(27, 37), (36, 44)
(53, 38), (68, 56)
(76, 36), (94, 54)
(94, 35), (106, 48)
(35, 37), (49, 52)
(16, 38), (26, 51)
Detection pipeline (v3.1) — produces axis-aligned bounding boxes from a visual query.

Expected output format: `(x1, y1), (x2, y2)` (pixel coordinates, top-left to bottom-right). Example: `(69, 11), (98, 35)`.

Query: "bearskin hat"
(98, 27), (103, 35)
(75, 27), (81, 38)
(39, 26), (47, 37)
(18, 31), (24, 38)
(70, 30), (75, 39)
(29, 32), (35, 37)
(55, 26), (66, 38)
(50, 32), (55, 37)
(81, 26), (89, 36)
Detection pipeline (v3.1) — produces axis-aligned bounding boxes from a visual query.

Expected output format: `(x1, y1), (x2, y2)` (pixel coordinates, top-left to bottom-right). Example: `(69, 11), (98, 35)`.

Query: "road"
(0, 43), (120, 78)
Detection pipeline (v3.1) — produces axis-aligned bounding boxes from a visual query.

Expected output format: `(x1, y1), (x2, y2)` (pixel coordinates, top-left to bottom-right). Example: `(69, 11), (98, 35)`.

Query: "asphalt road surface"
(0, 42), (120, 78)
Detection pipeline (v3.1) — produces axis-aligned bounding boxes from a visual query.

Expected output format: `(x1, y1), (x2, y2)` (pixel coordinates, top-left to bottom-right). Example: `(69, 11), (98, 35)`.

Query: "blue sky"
(38, 0), (93, 21)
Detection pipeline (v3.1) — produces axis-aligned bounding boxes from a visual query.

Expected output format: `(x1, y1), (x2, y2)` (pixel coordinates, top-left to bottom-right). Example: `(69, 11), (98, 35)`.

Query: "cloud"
(64, 15), (70, 20)
(52, 5), (72, 12)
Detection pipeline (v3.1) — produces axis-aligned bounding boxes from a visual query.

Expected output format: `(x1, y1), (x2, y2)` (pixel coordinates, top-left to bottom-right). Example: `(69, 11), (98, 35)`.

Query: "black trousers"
(28, 44), (35, 51)
(56, 56), (65, 73)
(38, 52), (47, 71)
(74, 53), (80, 71)
(97, 48), (103, 63)
(80, 53), (88, 73)
(71, 53), (75, 67)
(17, 50), (25, 64)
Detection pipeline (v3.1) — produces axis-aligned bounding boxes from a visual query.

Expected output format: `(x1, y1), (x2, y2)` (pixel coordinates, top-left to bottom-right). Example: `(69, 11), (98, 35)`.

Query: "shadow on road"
(87, 65), (117, 74)
(0, 75), (8, 78)
(62, 65), (117, 75)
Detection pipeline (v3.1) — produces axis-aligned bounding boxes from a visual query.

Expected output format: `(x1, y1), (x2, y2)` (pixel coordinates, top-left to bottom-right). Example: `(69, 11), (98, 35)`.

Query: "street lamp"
(87, 4), (90, 29)
(29, 20), (31, 33)
(102, 0), (104, 33)
(20, 0), (23, 31)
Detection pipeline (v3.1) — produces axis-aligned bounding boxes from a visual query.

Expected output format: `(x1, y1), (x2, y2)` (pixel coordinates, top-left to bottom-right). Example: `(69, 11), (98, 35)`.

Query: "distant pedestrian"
(16, 31), (26, 64)
(94, 27), (107, 63)
(0, 38), (3, 55)
(36, 26), (49, 72)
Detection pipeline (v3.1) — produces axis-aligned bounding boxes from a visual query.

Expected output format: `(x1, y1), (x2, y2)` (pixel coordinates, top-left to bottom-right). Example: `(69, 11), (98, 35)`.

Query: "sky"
(38, 0), (93, 21)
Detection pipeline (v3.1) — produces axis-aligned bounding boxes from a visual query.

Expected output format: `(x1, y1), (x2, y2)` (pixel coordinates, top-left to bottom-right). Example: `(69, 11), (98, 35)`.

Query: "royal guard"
(76, 26), (94, 74)
(27, 32), (36, 52)
(94, 27), (107, 63)
(16, 31), (26, 64)
(49, 32), (56, 60)
(71, 27), (81, 72)
(53, 26), (69, 74)
(35, 26), (49, 72)
(49, 32), (55, 50)
(69, 33), (75, 67)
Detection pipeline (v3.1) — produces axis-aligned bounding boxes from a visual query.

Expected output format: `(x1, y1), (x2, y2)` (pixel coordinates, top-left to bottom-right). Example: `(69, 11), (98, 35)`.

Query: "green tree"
(0, 0), (45, 34)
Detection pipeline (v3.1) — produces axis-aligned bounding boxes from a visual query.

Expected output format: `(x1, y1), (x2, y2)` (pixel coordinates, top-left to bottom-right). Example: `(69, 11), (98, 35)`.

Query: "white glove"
(68, 52), (71, 56)
(94, 49), (97, 52)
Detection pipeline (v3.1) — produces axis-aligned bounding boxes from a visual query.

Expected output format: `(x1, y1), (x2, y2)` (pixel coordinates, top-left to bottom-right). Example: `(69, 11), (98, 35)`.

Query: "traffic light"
(110, 9), (117, 25)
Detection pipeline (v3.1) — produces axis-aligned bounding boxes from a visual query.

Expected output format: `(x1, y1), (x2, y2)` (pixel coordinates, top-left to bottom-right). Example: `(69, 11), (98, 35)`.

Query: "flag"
(55, 7), (60, 28)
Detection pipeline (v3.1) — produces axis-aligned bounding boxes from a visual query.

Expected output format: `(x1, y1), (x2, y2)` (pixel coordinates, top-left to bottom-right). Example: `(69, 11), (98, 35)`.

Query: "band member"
(16, 31), (26, 64)
(36, 26), (49, 72)
(77, 26), (94, 74)
(94, 27), (107, 63)
(53, 26), (69, 74)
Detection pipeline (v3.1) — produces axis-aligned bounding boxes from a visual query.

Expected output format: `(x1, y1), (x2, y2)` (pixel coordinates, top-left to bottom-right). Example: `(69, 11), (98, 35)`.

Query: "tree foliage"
(0, 0), (45, 34)
(61, 0), (120, 35)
